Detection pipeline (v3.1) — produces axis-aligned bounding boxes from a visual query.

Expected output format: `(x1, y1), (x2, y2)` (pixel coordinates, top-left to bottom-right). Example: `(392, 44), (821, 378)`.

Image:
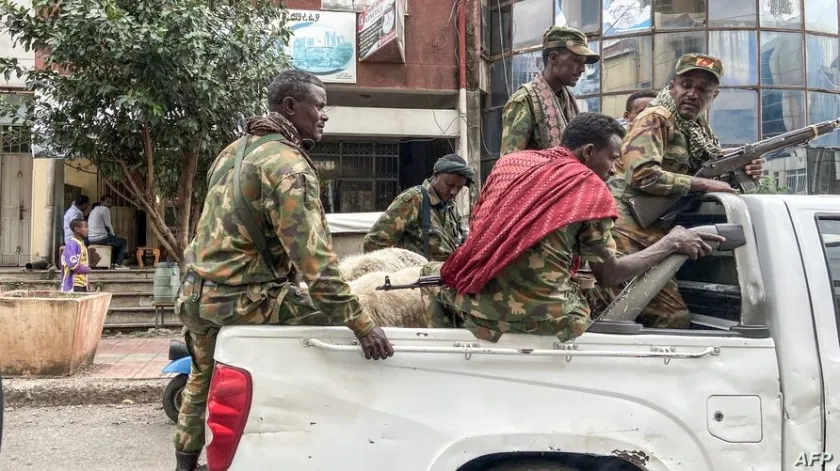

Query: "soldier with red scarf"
(434, 113), (724, 343)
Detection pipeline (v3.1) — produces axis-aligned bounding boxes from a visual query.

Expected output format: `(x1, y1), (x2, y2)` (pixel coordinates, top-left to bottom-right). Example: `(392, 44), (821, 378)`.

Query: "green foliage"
(755, 175), (790, 194)
(0, 0), (292, 258)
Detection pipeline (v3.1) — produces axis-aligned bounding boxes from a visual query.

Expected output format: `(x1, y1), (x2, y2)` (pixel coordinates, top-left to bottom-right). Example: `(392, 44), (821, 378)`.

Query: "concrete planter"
(0, 290), (112, 376)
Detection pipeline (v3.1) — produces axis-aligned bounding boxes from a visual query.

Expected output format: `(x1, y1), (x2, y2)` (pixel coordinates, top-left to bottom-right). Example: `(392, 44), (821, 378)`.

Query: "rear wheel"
(485, 460), (580, 471)
(163, 374), (188, 423)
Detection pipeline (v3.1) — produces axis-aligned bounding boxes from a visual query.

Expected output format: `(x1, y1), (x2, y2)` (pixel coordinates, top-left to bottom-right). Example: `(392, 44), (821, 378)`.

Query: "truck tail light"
(206, 362), (252, 471)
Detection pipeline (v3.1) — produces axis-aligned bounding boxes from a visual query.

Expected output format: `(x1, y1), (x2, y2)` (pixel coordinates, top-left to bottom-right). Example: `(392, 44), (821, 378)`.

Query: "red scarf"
(440, 147), (618, 294)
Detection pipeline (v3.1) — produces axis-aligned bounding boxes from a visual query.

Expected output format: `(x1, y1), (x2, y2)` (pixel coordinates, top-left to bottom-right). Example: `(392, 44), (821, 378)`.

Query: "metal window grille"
(0, 125), (31, 154)
(310, 141), (401, 213)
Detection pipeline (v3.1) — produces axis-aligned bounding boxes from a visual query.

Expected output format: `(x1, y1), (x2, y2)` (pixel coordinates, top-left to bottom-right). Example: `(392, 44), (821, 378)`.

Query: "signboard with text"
(357, 0), (405, 63)
(284, 10), (357, 84)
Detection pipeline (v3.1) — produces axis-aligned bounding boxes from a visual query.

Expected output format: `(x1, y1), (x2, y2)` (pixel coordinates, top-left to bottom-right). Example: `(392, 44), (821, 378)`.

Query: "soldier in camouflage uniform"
(435, 113), (723, 343)
(588, 54), (764, 329)
(499, 26), (599, 156)
(363, 154), (473, 261)
(173, 70), (394, 471)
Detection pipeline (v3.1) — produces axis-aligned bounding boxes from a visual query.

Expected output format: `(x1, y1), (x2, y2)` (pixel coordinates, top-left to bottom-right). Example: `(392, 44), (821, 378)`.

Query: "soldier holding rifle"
(588, 54), (764, 329)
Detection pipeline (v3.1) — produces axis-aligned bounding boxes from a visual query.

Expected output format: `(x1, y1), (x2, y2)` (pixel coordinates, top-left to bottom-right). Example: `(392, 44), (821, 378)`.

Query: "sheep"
(337, 247), (428, 281)
(347, 265), (434, 328)
(295, 248), (437, 328)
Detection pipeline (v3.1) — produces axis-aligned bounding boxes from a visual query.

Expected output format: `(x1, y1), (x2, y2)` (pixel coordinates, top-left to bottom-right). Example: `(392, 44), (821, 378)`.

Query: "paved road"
(0, 403), (201, 470)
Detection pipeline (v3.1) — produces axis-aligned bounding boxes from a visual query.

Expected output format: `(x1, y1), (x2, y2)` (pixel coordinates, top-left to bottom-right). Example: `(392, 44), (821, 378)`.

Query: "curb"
(2, 377), (170, 408)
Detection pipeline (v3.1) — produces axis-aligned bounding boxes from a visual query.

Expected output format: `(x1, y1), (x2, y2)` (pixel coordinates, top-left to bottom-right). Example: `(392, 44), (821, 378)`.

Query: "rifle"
(628, 118), (840, 228)
(376, 275), (444, 291)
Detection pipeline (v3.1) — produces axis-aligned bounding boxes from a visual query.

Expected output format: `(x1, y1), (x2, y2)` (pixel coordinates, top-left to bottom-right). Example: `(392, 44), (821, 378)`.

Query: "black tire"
(163, 374), (188, 424)
(485, 460), (579, 471)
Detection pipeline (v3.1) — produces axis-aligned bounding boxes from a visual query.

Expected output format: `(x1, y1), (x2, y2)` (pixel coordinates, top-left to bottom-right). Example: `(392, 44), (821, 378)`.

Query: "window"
(490, 59), (512, 108)
(511, 0), (554, 49)
(555, 0), (600, 32)
(760, 31), (805, 87)
(510, 51), (543, 92)
(709, 30), (759, 86)
(655, 0), (706, 29)
(808, 92), (840, 148)
(310, 142), (400, 213)
(806, 34), (840, 91)
(654, 32), (706, 89)
(785, 168), (807, 194)
(761, 90), (806, 139)
(603, 0), (651, 37)
(710, 89), (759, 146)
(759, 0), (802, 29)
(576, 96), (600, 113)
(817, 217), (840, 321)
(489, 5), (512, 56)
(709, 0), (756, 27)
(601, 36), (653, 92)
(600, 93), (631, 118)
(805, 0), (839, 34)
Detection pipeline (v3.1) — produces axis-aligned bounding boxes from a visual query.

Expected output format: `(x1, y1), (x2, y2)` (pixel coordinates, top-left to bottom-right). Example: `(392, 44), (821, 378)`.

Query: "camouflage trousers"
(587, 204), (690, 329)
(173, 274), (328, 454)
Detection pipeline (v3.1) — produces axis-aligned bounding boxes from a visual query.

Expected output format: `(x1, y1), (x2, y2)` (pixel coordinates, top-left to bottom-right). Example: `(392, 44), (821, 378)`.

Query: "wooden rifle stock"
(628, 118), (840, 228)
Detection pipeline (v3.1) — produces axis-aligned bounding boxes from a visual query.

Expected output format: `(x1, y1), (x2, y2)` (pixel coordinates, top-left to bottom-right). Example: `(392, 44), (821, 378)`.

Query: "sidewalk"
(2, 337), (181, 408)
(88, 337), (177, 379)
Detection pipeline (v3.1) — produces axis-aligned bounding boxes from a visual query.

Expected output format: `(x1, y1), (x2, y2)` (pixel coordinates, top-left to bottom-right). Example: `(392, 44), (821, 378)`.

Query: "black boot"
(175, 451), (200, 471)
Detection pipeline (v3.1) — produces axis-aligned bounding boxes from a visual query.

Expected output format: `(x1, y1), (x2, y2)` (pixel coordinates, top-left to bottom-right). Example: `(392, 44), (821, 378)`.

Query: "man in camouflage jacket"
(172, 70), (394, 471)
(499, 26), (599, 156)
(363, 154), (473, 261)
(588, 54), (764, 329)
(435, 113), (723, 343)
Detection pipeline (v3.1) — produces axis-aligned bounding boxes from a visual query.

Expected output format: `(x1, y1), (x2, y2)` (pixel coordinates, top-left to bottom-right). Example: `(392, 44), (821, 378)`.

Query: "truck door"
(789, 201), (840, 470)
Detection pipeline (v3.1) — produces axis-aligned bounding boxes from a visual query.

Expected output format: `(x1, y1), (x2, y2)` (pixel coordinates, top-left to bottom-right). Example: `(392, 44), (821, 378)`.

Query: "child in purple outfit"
(61, 219), (91, 293)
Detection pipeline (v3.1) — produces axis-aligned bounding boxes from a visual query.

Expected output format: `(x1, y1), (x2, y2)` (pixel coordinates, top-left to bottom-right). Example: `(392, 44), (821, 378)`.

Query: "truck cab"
(203, 193), (840, 471)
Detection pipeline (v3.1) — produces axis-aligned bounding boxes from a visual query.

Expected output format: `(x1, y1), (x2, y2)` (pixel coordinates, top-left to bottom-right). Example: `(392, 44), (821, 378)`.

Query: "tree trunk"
(178, 148), (200, 251)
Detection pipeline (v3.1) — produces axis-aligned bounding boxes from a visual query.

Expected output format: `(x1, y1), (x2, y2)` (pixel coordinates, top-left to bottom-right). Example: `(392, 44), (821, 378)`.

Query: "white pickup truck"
(201, 193), (840, 471)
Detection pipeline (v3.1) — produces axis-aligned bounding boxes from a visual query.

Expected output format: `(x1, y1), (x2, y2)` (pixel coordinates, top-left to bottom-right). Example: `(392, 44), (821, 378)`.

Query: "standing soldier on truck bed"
(499, 26), (599, 156)
(173, 70), (394, 471)
(363, 153), (473, 261)
(587, 54), (764, 329)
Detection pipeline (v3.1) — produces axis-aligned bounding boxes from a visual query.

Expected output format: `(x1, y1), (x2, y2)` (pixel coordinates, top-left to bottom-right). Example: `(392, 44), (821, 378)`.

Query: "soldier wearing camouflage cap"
(499, 25), (599, 156)
(172, 69), (394, 471)
(587, 53), (764, 329)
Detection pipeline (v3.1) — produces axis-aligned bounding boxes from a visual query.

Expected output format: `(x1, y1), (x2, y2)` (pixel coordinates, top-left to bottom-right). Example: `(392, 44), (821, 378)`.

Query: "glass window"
(816, 218), (840, 318)
(759, 0), (802, 29)
(760, 31), (805, 87)
(576, 96), (600, 113)
(709, 0), (756, 27)
(603, 0), (651, 37)
(655, 0), (706, 29)
(490, 59), (512, 108)
(489, 5), (512, 55)
(807, 148), (840, 194)
(761, 90), (806, 139)
(654, 32), (707, 89)
(808, 92), (840, 148)
(510, 51), (543, 92)
(555, 0), (600, 33)
(482, 109), (503, 161)
(571, 40), (601, 96)
(806, 34), (840, 91)
(601, 94), (631, 119)
(709, 31), (758, 86)
(512, 0), (554, 49)
(710, 89), (759, 146)
(602, 36), (653, 93)
(805, 0), (839, 33)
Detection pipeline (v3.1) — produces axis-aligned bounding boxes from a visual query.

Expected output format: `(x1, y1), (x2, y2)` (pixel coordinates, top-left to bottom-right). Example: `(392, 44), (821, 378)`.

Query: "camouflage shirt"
(499, 83), (578, 156)
(363, 179), (467, 262)
(608, 106), (696, 203)
(184, 133), (374, 336)
(437, 218), (617, 343)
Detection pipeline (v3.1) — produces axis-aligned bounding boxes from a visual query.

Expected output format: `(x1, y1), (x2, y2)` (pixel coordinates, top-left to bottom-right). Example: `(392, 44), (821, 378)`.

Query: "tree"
(0, 0), (291, 263)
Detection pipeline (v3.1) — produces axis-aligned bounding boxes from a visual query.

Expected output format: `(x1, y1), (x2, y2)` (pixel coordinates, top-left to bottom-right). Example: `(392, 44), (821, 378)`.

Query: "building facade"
(481, 0), (840, 194)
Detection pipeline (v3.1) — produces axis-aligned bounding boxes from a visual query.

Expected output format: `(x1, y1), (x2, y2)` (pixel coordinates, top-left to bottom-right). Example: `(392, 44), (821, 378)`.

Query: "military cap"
(542, 26), (600, 64)
(674, 53), (724, 82)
